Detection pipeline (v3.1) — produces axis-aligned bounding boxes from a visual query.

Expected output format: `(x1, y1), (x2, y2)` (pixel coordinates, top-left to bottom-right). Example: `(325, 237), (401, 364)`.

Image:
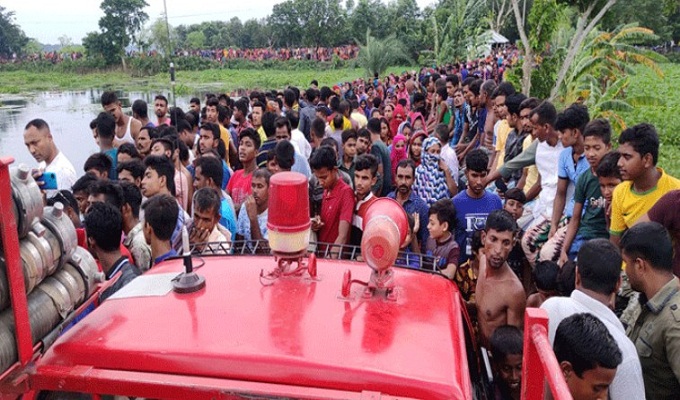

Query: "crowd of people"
(22, 63), (680, 400)
(167, 45), (360, 62)
(1, 45), (360, 64)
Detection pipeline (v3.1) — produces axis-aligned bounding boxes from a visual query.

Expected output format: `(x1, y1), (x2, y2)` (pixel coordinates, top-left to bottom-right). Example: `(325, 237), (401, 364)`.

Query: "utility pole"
(163, 0), (176, 109)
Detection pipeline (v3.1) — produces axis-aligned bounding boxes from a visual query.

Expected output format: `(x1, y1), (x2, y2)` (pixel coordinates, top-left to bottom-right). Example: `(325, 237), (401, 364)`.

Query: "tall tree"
(270, 0), (347, 48)
(347, 0), (390, 41)
(185, 31), (206, 50)
(148, 17), (176, 55)
(427, 0), (489, 63)
(388, 0), (424, 57)
(488, 0), (514, 33)
(269, 0), (304, 47)
(97, 0), (149, 66)
(511, 0), (537, 95)
(0, 6), (29, 58)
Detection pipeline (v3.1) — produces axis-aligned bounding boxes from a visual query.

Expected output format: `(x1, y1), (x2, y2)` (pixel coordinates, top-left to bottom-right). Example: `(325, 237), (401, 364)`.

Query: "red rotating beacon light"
(264, 172), (317, 280)
(342, 198), (408, 299)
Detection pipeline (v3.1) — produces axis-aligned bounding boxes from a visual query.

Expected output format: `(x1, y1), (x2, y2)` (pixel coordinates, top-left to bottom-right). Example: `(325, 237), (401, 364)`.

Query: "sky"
(10, 0), (436, 45)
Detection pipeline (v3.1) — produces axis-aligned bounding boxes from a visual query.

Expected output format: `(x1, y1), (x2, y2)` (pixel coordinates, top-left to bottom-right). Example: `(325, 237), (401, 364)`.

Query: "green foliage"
(619, 64), (680, 175)
(83, 31), (120, 65)
(557, 25), (666, 131)
(355, 30), (412, 77)
(666, 52), (680, 64)
(0, 6), (29, 58)
(148, 17), (177, 55)
(85, 0), (149, 65)
(527, 0), (561, 53)
(423, 0), (489, 64)
(347, 0), (391, 43)
(185, 31), (206, 50)
(602, 0), (680, 41)
(269, 0), (347, 47)
(22, 39), (43, 55)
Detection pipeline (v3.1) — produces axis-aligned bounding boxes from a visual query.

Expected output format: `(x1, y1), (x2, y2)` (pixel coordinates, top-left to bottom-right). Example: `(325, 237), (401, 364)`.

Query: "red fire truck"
(0, 156), (571, 399)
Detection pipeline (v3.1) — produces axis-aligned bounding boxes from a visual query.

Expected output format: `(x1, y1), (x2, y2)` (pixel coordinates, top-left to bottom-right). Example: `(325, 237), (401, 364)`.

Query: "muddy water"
(0, 90), (190, 174)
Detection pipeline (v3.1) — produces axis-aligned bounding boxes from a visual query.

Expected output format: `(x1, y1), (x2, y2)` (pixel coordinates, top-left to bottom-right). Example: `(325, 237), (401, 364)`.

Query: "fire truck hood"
(38, 256), (470, 398)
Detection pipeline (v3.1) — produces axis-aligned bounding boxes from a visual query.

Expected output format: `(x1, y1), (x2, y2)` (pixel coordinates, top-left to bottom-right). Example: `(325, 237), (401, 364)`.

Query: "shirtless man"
(476, 209), (526, 347)
(101, 91), (142, 148)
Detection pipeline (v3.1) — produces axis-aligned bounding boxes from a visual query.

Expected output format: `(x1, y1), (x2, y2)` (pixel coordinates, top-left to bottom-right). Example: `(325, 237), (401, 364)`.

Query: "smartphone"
(36, 172), (58, 190)
(494, 178), (508, 194)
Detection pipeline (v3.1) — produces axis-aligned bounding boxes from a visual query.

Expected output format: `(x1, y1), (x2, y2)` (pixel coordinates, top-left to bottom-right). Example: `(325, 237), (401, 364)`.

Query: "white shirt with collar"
(541, 289), (646, 400)
(39, 150), (77, 197)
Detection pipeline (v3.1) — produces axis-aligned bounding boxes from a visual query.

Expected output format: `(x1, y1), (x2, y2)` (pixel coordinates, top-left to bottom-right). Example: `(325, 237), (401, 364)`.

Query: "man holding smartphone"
(23, 118), (77, 197)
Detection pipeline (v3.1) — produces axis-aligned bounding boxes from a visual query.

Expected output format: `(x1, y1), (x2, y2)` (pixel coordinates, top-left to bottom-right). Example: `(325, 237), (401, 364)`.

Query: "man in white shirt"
(23, 118), (77, 198)
(287, 112), (312, 160)
(435, 123), (460, 188)
(541, 239), (646, 400)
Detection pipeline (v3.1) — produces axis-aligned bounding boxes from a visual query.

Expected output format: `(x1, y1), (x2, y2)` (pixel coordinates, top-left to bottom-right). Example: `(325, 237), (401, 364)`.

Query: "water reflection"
(0, 91), (190, 173)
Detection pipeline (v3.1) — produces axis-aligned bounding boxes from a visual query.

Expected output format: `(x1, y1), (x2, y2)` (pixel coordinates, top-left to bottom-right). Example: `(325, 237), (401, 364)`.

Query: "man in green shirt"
(621, 222), (680, 400)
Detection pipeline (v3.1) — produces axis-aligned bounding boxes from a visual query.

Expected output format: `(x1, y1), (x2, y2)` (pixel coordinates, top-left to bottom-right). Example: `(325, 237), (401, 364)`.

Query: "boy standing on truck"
(425, 199), (459, 280)
(142, 194), (180, 265)
(85, 202), (141, 301)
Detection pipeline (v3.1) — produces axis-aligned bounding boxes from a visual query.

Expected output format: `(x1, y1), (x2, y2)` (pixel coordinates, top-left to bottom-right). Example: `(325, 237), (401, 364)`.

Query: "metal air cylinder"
(10, 165), (43, 239)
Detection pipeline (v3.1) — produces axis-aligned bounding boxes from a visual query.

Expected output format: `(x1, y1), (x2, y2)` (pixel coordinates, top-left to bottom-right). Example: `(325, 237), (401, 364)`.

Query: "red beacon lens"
(360, 198), (408, 272)
(267, 172), (311, 255)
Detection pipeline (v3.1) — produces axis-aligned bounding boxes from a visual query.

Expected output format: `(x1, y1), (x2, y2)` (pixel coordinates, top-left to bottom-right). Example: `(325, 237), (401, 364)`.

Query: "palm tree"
(355, 29), (411, 77)
(421, 0), (489, 65)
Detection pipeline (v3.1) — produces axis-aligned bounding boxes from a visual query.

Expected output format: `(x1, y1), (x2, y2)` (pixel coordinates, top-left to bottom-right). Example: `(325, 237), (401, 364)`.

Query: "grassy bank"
(0, 66), (411, 94)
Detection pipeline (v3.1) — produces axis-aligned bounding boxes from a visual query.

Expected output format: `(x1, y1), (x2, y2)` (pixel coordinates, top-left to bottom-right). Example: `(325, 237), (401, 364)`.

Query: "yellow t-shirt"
(219, 124), (230, 164)
(522, 136), (539, 195)
(610, 168), (680, 235)
(494, 120), (512, 170)
(256, 126), (267, 144)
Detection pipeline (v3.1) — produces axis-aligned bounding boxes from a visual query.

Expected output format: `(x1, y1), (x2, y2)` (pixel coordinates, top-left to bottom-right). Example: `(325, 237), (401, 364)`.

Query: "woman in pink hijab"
(390, 134), (408, 185)
(390, 104), (407, 141)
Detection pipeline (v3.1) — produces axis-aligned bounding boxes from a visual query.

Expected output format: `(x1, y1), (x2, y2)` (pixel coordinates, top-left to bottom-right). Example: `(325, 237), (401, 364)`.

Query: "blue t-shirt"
(220, 198), (237, 238)
(292, 151), (311, 178)
(452, 190), (502, 264)
(557, 147), (589, 217)
(103, 148), (118, 180)
(221, 160), (232, 189)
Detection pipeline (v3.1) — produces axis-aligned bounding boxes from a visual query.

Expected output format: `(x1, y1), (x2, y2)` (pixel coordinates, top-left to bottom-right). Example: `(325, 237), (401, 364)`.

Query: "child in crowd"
(490, 325), (524, 400)
(395, 213), (422, 269)
(595, 152), (623, 230)
(503, 188), (531, 294)
(558, 120), (613, 265)
(425, 198), (459, 279)
(526, 260), (559, 308)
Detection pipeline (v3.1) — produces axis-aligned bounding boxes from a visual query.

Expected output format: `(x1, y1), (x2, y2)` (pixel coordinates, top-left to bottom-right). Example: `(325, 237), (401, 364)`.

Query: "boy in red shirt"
(227, 128), (260, 214)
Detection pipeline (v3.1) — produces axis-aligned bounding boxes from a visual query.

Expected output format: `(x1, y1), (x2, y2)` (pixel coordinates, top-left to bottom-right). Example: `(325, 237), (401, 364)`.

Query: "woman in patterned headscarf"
(413, 136), (450, 207)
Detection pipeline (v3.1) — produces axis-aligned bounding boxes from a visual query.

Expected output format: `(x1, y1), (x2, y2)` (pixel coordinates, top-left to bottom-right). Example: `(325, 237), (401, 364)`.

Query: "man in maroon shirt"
(310, 146), (355, 259)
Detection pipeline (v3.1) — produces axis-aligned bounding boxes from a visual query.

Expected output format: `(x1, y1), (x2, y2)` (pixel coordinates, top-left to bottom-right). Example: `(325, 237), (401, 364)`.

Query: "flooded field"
(0, 91), (190, 173)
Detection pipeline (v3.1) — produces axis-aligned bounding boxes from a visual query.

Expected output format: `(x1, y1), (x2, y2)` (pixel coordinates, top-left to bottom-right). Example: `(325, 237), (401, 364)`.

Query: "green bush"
(665, 52), (680, 63)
